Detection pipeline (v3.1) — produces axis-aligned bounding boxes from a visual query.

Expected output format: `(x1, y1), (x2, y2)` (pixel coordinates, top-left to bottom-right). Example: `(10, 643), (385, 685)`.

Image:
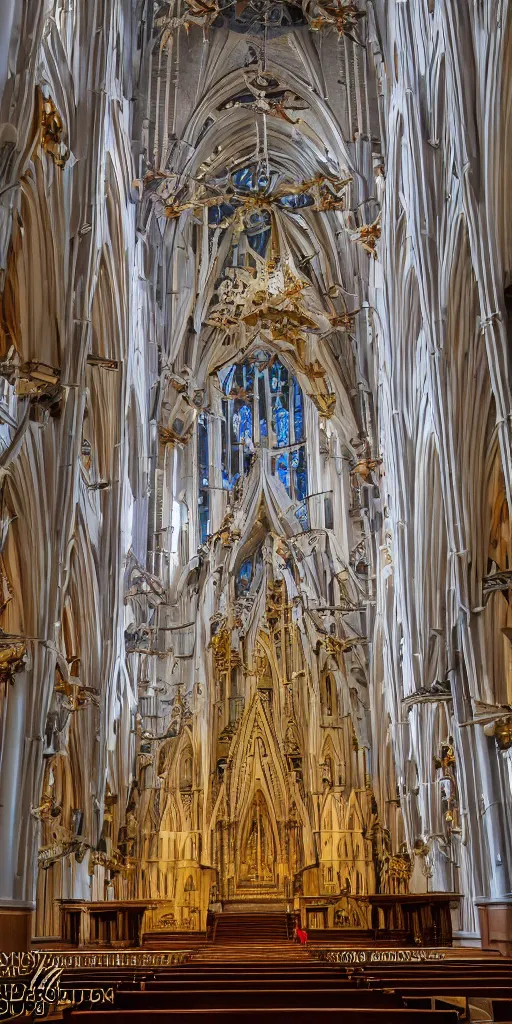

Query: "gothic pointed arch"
(238, 788), (278, 887)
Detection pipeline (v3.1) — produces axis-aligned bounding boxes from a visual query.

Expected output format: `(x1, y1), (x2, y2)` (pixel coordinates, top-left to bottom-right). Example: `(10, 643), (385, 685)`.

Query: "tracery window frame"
(196, 351), (311, 543)
(218, 353), (308, 501)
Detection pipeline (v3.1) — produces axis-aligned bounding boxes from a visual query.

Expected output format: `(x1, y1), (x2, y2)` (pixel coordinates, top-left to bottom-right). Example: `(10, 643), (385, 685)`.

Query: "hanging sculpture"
(158, 169), (351, 222)
(158, 0), (365, 37)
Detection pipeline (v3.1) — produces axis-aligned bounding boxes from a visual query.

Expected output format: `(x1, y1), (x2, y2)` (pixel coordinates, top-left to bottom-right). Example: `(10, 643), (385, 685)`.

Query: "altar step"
(143, 931), (206, 948)
(307, 929), (408, 947)
(213, 912), (290, 944)
(192, 944), (314, 962)
(222, 900), (287, 913)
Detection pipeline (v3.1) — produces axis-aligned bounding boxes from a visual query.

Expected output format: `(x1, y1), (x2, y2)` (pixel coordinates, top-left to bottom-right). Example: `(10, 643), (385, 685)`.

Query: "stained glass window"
(218, 356), (308, 520)
(235, 546), (264, 597)
(197, 412), (210, 543)
(237, 559), (253, 592)
(277, 192), (314, 210)
(206, 163), (319, 259)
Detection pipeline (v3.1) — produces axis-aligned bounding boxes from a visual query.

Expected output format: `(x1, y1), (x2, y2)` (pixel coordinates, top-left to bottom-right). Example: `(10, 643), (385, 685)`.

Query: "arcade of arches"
(0, 0), (511, 954)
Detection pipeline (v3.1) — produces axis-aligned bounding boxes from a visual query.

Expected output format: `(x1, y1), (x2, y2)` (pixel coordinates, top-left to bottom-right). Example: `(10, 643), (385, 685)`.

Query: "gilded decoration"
(386, 854), (413, 894)
(495, 717), (512, 750)
(157, 0), (366, 37)
(210, 623), (232, 673)
(310, 391), (337, 417)
(434, 742), (460, 835)
(40, 97), (69, 167)
(54, 672), (100, 713)
(139, 169), (351, 225)
(351, 217), (381, 258)
(0, 641), (26, 684)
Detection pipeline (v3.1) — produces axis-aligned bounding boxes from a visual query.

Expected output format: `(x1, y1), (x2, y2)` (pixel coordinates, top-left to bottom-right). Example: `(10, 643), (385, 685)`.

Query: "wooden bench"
(59, 954), (510, 1024)
(68, 1009), (460, 1023)
(493, 1000), (512, 1022)
(141, 978), (381, 990)
(398, 987), (512, 999)
(115, 988), (402, 1009)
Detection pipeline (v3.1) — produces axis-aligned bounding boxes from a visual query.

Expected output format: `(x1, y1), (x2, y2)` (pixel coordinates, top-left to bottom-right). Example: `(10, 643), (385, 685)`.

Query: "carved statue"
(350, 217), (381, 258)
(302, 0), (365, 36)
(210, 623), (232, 673)
(40, 96), (69, 166)
(495, 717), (512, 750)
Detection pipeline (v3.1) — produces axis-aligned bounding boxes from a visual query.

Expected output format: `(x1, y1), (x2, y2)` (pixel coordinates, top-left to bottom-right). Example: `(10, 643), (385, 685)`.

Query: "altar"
(58, 900), (155, 947)
(366, 893), (462, 947)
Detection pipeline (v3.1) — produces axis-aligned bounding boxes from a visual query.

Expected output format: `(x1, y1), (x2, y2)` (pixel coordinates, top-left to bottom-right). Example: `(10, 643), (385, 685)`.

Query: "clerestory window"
(197, 353), (309, 544)
(219, 353), (307, 501)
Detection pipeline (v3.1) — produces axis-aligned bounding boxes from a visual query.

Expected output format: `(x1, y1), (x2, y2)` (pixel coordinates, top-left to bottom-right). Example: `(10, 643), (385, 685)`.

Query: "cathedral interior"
(0, 0), (512, 1018)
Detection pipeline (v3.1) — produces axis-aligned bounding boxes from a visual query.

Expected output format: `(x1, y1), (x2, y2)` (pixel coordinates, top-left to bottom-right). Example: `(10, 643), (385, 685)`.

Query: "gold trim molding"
(315, 948), (446, 964)
(18, 950), (192, 969)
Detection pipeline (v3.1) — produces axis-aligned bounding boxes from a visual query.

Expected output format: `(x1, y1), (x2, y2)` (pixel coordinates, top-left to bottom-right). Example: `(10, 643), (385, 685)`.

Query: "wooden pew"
(114, 988), (402, 1010)
(68, 1009), (460, 1023)
(398, 987), (512, 999)
(493, 1000), (512, 1022)
(141, 978), (379, 990)
(364, 971), (512, 984)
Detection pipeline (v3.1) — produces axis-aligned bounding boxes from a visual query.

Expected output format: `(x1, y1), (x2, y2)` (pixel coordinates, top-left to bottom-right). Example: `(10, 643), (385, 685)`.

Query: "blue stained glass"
(237, 559), (253, 591)
(233, 167), (254, 191)
(295, 470), (307, 502)
(233, 363), (245, 391)
(293, 445), (307, 501)
(216, 355), (307, 503)
(246, 209), (270, 230)
(199, 505), (209, 543)
(219, 365), (237, 395)
(276, 452), (290, 491)
(243, 363), (255, 392)
(198, 413), (209, 540)
(239, 403), (252, 442)
(294, 381), (304, 442)
(278, 192), (314, 210)
(295, 503), (309, 530)
(248, 228), (271, 258)
(228, 90), (256, 106)
(246, 209), (272, 257)
(222, 469), (239, 490)
(232, 166), (269, 193)
(208, 201), (235, 225)
(274, 399), (289, 447)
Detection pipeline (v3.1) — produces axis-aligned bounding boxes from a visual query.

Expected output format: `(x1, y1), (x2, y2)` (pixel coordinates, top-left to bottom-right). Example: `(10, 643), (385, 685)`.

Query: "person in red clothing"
(294, 916), (308, 945)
